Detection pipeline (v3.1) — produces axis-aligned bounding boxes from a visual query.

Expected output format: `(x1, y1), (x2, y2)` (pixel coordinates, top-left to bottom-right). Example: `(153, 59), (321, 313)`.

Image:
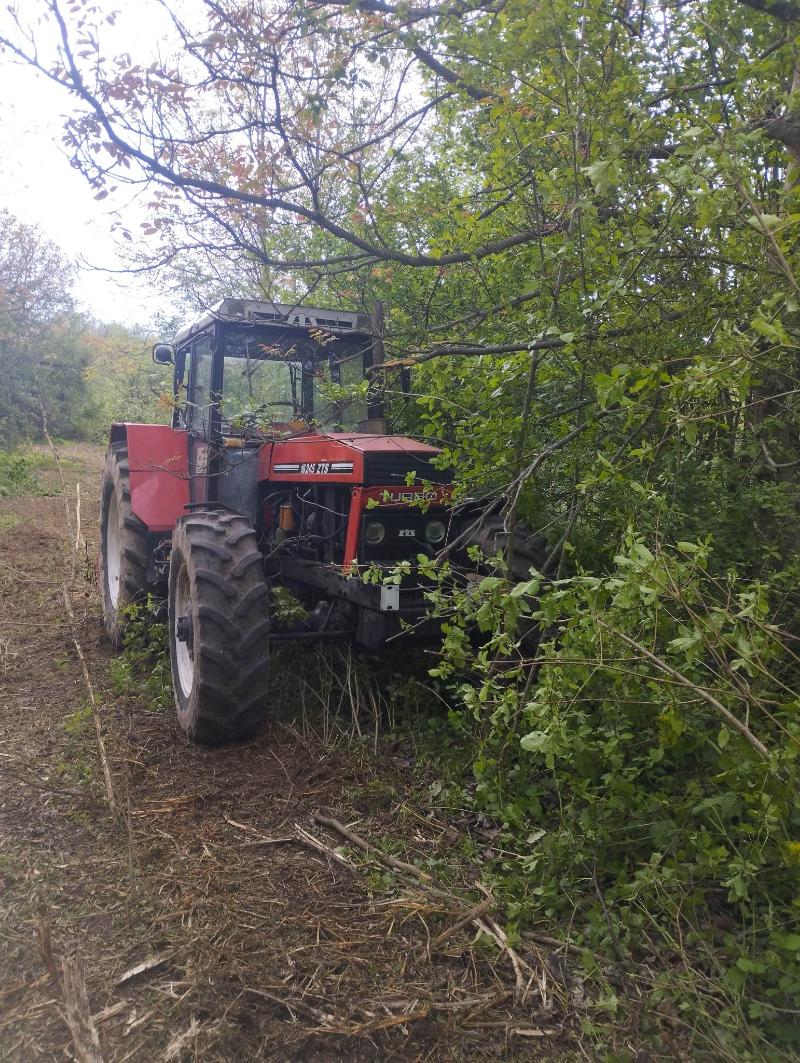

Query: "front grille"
(363, 450), (452, 486)
(361, 510), (454, 562)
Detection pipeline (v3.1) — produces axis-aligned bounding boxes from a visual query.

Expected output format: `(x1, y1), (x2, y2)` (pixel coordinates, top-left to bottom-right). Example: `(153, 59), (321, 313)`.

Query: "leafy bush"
(109, 598), (172, 710)
(402, 531), (800, 1057)
(0, 451), (43, 497)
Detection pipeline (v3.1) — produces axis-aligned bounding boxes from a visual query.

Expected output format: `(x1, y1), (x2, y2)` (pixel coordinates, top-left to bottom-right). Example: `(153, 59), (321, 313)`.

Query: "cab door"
(184, 332), (215, 505)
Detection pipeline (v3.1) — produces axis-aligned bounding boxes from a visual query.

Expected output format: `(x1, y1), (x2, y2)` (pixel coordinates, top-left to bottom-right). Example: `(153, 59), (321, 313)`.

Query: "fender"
(110, 423), (190, 531)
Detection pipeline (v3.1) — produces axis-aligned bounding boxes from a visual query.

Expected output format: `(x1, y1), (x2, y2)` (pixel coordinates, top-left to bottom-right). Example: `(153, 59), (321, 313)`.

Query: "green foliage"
(0, 209), (165, 445)
(0, 210), (92, 442)
(109, 599), (172, 711)
(57, 703), (96, 786)
(397, 524), (800, 1056)
(81, 320), (170, 438)
(0, 451), (43, 497)
(269, 586), (309, 624)
(8, 0), (800, 1054)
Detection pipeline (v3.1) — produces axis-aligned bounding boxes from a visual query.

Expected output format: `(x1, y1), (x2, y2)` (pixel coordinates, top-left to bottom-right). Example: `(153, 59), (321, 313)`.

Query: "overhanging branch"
(0, 1), (557, 270)
(380, 311), (683, 367)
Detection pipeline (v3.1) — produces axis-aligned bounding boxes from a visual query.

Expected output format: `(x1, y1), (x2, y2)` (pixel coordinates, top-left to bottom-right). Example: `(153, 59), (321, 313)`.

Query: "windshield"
(221, 349), (303, 428)
(220, 327), (369, 433)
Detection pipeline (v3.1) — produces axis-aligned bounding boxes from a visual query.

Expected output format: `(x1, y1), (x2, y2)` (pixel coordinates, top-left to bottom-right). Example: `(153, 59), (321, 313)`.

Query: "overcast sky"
(0, 1), (183, 328)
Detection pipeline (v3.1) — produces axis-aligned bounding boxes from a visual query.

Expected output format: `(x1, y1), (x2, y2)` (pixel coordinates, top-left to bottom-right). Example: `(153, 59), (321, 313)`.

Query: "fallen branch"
(311, 814), (542, 999)
(62, 584), (117, 813)
(60, 954), (104, 1063)
(36, 915), (58, 982)
(312, 812), (432, 882)
(75, 482), (84, 553)
(40, 414), (116, 813)
(240, 836), (297, 847)
(325, 1005), (432, 1036)
(243, 986), (335, 1025)
(294, 822), (354, 868)
(114, 954), (169, 987)
(2, 764), (90, 799)
(430, 895), (494, 949)
(474, 915), (530, 1002)
(91, 1001), (128, 1025)
(225, 814), (352, 864)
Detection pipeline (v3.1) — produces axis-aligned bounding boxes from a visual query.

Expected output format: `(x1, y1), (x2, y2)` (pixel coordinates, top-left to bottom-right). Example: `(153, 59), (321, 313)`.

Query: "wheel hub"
(176, 613), (194, 644)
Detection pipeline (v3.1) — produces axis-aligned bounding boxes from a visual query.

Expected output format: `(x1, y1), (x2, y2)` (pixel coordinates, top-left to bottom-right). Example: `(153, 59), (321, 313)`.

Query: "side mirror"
(152, 342), (175, 365)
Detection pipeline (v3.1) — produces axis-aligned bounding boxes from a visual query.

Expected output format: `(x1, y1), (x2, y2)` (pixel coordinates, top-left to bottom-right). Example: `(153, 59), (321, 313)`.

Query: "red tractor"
(99, 299), (541, 744)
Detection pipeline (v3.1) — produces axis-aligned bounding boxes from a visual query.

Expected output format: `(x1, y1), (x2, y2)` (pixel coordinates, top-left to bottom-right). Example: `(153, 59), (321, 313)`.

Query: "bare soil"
(0, 444), (565, 1061)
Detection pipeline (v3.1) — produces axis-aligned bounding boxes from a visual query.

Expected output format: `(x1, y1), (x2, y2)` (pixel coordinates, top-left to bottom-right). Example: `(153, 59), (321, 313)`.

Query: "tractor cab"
(150, 300), (454, 552)
(156, 298), (386, 441)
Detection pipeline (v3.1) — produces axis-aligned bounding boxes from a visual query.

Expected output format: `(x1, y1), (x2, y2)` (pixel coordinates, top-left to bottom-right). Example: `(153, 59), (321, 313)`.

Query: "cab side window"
(187, 334), (213, 436)
(174, 346), (191, 427)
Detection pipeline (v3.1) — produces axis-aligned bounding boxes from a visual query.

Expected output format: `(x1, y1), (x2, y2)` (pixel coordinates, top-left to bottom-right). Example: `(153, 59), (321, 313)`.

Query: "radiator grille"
(363, 451), (452, 486)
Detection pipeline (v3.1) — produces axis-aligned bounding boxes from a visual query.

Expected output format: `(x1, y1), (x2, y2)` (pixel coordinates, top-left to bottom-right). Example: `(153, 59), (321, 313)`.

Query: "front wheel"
(168, 510), (270, 745)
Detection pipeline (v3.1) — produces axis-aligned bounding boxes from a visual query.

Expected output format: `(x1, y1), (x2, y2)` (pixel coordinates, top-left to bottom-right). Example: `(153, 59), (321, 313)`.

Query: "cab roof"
(174, 298), (373, 348)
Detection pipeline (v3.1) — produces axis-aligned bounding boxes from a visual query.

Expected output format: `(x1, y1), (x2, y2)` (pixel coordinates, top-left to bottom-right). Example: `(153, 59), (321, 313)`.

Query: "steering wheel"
(223, 402), (311, 435)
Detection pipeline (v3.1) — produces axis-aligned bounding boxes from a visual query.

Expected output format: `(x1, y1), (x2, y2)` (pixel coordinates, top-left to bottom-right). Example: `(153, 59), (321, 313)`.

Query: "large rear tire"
(99, 443), (149, 648)
(168, 510), (270, 745)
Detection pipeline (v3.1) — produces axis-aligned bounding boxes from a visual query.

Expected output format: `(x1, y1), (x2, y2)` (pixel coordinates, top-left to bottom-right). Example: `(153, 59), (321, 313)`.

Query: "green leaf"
(520, 730), (550, 753)
(746, 213), (781, 231)
(582, 159), (619, 194)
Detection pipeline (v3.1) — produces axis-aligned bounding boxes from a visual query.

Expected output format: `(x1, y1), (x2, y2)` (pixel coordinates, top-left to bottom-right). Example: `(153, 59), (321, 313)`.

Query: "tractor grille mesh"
(362, 451), (452, 486)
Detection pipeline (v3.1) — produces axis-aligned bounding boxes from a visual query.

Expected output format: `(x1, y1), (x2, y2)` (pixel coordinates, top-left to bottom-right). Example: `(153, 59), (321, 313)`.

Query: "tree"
(0, 209), (92, 440)
(2, 1), (799, 487)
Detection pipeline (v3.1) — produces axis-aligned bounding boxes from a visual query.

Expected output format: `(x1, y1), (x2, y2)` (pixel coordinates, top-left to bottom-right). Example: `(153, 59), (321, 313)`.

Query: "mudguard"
(110, 423), (189, 531)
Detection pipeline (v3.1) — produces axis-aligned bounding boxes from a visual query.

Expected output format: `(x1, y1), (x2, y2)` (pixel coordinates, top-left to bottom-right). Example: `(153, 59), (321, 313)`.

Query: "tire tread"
(169, 509), (269, 745)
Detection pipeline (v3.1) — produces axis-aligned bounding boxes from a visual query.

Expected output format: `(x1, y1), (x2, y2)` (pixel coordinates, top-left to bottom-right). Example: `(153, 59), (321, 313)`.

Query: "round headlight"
(365, 521), (386, 545)
(425, 519), (447, 545)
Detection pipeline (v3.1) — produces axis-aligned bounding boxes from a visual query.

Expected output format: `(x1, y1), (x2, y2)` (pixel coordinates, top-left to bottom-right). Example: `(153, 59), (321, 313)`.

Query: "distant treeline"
(0, 209), (169, 442)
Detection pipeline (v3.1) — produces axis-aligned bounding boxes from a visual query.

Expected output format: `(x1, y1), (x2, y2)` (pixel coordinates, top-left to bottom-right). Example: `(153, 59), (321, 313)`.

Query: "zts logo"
(301, 462), (330, 475)
(398, 529), (418, 538)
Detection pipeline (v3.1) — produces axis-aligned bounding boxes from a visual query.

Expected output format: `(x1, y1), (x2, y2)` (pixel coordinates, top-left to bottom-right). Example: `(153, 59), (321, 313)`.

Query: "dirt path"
(0, 444), (560, 1061)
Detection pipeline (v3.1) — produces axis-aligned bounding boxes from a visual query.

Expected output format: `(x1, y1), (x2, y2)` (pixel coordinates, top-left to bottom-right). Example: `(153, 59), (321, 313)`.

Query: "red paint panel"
(267, 435), (365, 483)
(343, 488), (367, 569)
(262, 433), (442, 484)
(122, 423), (190, 531)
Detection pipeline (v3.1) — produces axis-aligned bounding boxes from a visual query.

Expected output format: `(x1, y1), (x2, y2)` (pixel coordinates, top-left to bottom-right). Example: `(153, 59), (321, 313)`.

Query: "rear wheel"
(168, 510), (270, 745)
(99, 443), (149, 648)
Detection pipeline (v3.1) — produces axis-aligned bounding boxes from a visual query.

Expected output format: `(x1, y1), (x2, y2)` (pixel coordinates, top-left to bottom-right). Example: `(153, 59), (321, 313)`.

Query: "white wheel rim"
(106, 492), (121, 608)
(173, 563), (195, 698)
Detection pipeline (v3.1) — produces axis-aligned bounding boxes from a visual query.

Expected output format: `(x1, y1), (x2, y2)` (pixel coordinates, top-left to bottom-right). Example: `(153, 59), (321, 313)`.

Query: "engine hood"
(260, 432), (451, 486)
